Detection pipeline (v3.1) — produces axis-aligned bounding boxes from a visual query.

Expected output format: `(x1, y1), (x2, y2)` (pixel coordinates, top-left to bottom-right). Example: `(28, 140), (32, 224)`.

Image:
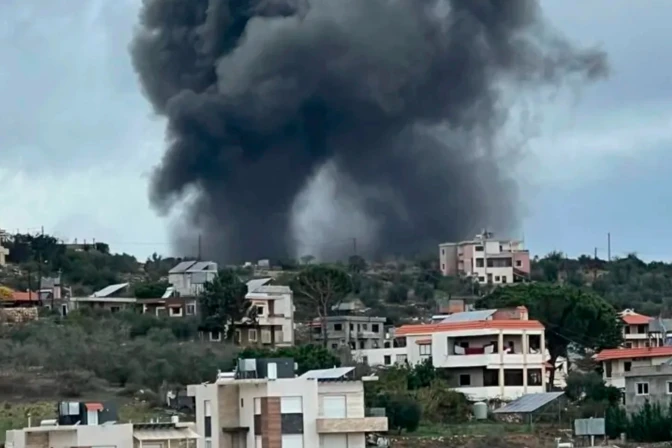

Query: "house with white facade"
(620, 309), (654, 348)
(188, 359), (387, 448)
(596, 346), (672, 389)
(352, 307), (547, 401)
(168, 261), (219, 297)
(439, 232), (530, 284)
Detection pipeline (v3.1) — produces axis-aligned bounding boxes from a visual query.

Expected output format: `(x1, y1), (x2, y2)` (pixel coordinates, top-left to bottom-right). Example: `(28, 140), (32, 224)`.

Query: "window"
(372, 324), (380, 332)
(636, 382), (649, 396)
(204, 400), (212, 438)
(334, 323), (342, 331)
(384, 355), (391, 365)
(459, 374), (471, 386)
(396, 354), (408, 364)
(478, 276), (485, 282)
(442, 263), (445, 270)
(349, 324), (354, 331)
(475, 245), (483, 252)
(331, 343), (338, 349)
(362, 356), (368, 364)
(186, 304), (196, 315)
(419, 344), (432, 356)
(624, 361), (632, 372)
(205, 440), (212, 448)
(495, 276), (500, 282)
(516, 260), (522, 267)
(625, 342), (633, 348)
(234, 330), (241, 343)
(527, 369), (542, 386)
(256, 306), (264, 316)
(110, 306), (120, 313)
(249, 329), (258, 342)
(605, 361), (612, 378)
(638, 324), (647, 334)
(501, 276), (507, 284)
(169, 306), (182, 316)
(624, 326), (631, 334)
(441, 249), (445, 255)
(362, 324), (368, 330)
(359, 341), (365, 349)
(210, 331), (221, 342)
(476, 258), (484, 267)
(667, 382), (672, 394)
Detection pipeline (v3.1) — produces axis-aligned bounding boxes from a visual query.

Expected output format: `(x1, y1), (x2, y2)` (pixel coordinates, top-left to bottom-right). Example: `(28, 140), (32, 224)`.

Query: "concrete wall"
(625, 365), (672, 414)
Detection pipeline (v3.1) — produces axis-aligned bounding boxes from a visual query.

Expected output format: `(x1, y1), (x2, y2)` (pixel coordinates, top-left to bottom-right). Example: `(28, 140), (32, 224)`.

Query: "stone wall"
(0, 307), (39, 323)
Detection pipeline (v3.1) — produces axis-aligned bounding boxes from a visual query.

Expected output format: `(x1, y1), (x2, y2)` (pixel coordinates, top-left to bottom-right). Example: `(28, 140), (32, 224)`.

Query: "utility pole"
(481, 229), (489, 285)
(197, 234), (202, 261)
(607, 233), (611, 262)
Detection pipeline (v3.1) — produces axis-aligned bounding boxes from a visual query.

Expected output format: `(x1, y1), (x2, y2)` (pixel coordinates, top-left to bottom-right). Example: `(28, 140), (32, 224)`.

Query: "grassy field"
(0, 400), (173, 442)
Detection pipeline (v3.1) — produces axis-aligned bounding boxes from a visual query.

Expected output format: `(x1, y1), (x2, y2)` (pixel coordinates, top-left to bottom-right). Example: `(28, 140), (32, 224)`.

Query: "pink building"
(439, 233), (531, 284)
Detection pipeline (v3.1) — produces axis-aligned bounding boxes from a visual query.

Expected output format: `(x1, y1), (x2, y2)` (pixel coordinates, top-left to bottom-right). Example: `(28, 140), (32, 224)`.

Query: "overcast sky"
(1, 0), (671, 261)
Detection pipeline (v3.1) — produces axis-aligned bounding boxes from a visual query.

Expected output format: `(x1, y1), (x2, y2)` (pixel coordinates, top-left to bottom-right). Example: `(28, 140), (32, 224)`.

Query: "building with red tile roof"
(595, 346), (672, 389)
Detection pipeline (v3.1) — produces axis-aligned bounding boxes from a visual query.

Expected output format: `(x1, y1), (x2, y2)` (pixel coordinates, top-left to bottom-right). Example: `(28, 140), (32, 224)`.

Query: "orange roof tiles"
(621, 313), (652, 325)
(1, 291), (39, 302)
(595, 346), (672, 361)
(396, 319), (544, 336)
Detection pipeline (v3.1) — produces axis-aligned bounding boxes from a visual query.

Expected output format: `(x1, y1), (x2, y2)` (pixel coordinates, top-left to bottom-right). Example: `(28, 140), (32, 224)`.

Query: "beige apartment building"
(188, 359), (387, 448)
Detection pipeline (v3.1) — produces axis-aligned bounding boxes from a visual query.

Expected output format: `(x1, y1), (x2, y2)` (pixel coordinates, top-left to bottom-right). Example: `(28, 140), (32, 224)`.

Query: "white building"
(169, 261), (219, 297)
(188, 361), (387, 448)
(237, 279), (295, 347)
(5, 421), (198, 448)
(439, 232), (530, 284)
(620, 309), (654, 348)
(352, 307), (547, 401)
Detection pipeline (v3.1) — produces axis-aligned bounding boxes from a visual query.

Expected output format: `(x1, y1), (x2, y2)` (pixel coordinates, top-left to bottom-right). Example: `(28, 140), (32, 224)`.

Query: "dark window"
(605, 361), (613, 378)
(527, 369), (542, 386)
(349, 324), (354, 331)
(625, 342), (633, 348)
(476, 258), (484, 267)
(624, 362), (632, 372)
(362, 324), (368, 330)
(501, 276), (507, 284)
(459, 374), (471, 386)
(516, 260), (522, 267)
(254, 415), (261, 435)
(504, 370), (524, 386)
(281, 414), (304, 434)
(636, 383), (649, 395)
(487, 258), (512, 268)
(475, 246), (484, 252)
(110, 306), (120, 313)
(638, 324), (647, 334)
(333, 323), (342, 331)
(483, 370), (499, 386)
(359, 341), (365, 349)
(204, 416), (212, 438)
(624, 326), (631, 334)
(372, 324), (380, 332)
(384, 355), (391, 365)
(331, 343), (338, 349)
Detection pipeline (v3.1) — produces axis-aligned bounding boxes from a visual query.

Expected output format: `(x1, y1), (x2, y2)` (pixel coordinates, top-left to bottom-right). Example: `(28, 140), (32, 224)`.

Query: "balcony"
(436, 352), (544, 369)
(257, 314), (287, 326)
(316, 417), (388, 434)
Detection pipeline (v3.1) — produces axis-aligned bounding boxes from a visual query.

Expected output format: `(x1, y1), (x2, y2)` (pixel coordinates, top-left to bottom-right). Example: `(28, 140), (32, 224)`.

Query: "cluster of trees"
(364, 360), (471, 433)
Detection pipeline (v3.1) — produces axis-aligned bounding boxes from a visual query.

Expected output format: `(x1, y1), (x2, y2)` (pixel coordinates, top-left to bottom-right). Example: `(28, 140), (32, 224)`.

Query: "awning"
(415, 339), (431, 345)
(84, 403), (104, 411)
(134, 429), (200, 441)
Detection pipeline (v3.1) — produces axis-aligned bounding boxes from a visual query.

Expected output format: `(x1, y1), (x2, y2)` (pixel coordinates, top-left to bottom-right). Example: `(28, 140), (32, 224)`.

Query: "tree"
(134, 281), (169, 299)
(0, 286), (12, 300)
(291, 266), (351, 347)
(379, 394), (421, 434)
(387, 284), (409, 304)
(480, 283), (623, 387)
(199, 270), (252, 340)
(348, 255), (367, 274)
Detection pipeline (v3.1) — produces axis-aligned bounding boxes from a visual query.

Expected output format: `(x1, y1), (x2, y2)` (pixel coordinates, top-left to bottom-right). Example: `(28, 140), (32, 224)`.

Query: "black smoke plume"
(130, 0), (607, 262)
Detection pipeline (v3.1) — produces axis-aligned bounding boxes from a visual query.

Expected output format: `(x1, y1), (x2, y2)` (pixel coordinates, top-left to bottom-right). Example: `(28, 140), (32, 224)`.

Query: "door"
(321, 396), (346, 418)
(281, 434), (303, 448)
(320, 434), (347, 448)
(87, 410), (99, 425)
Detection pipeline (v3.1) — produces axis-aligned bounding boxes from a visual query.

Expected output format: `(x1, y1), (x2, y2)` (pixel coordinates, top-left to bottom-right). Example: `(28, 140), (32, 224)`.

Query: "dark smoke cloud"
(130, 0), (607, 262)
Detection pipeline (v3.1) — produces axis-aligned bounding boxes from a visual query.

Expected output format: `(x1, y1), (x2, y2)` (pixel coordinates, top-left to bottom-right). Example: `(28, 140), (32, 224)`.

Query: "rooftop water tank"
(473, 402), (488, 420)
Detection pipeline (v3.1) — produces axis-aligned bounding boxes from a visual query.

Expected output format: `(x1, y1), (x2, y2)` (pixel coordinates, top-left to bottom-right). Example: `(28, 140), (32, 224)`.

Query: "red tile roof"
(621, 313), (652, 325)
(4, 291), (39, 302)
(396, 319), (544, 336)
(595, 346), (672, 361)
